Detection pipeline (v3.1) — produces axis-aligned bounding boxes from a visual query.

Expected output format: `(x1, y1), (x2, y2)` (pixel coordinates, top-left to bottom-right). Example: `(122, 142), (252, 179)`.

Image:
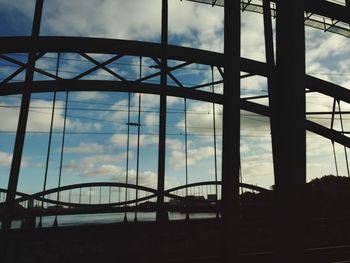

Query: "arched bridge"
(0, 181), (269, 211)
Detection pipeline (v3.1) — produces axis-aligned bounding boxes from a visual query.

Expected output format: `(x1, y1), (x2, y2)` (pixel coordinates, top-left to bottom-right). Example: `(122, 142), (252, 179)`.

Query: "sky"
(1, 0), (350, 205)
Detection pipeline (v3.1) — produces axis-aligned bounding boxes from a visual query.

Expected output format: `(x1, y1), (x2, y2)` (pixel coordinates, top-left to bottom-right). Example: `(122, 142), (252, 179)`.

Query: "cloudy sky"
(1, 0), (350, 204)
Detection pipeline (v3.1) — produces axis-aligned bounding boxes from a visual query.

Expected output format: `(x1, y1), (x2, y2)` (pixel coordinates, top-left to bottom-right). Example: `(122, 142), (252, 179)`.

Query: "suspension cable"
(184, 97), (189, 220)
(38, 52), (60, 228)
(124, 86), (131, 223)
(211, 66), (219, 218)
(53, 84), (69, 227)
(134, 57), (142, 222)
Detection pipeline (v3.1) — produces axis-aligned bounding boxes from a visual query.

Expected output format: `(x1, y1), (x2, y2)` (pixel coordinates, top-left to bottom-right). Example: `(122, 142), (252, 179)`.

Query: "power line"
(0, 130), (276, 138)
(0, 104), (220, 115)
(0, 103), (277, 126)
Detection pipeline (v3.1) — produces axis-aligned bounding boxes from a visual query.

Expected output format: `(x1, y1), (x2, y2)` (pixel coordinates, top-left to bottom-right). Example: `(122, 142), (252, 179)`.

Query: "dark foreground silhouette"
(2, 175), (350, 262)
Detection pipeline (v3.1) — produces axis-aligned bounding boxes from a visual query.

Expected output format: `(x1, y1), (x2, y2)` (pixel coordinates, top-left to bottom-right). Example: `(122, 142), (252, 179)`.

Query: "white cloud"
(67, 160), (159, 188)
(5, 0), (226, 53)
(0, 98), (102, 132)
(306, 133), (341, 180)
(241, 11), (266, 62)
(111, 169), (158, 188)
(40, 0), (162, 41)
(170, 145), (217, 168)
(62, 148), (182, 188)
(240, 137), (274, 188)
(306, 28), (350, 63)
(145, 113), (159, 127)
(132, 93), (159, 110)
(241, 75), (267, 97)
(0, 99), (64, 132)
(64, 152), (129, 171)
(176, 100), (222, 134)
(65, 142), (105, 153)
(0, 151), (12, 166)
(306, 27), (350, 88)
(166, 138), (183, 151)
(109, 134), (158, 148)
(83, 164), (125, 178)
(71, 92), (109, 102)
(169, 0), (224, 52)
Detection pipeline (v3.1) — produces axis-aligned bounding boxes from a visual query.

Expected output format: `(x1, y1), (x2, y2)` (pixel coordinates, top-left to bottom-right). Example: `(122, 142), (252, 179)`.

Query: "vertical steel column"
(263, 0), (275, 103)
(262, 1), (278, 254)
(221, 0), (240, 261)
(1, 0), (44, 232)
(347, 0), (350, 28)
(156, 0), (168, 221)
(273, 1), (306, 260)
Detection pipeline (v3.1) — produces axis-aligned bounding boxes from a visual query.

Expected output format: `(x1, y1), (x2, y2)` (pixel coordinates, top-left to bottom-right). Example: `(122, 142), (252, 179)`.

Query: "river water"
(7, 212), (218, 229)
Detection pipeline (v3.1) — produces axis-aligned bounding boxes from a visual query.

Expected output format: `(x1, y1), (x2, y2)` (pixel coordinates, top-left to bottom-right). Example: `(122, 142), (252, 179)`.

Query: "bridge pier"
(21, 199), (36, 230)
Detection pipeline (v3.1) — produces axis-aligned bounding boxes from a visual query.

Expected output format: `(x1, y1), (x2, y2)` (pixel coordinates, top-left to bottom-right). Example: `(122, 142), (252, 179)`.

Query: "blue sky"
(1, 0), (350, 204)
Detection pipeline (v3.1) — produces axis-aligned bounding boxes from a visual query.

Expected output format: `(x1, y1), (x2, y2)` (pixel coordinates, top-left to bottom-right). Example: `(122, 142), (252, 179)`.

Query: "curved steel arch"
(165, 181), (269, 194)
(12, 182), (158, 206)
(0, 37), (266, 73)
(0, 80), (224, 104)
(0, 181), (269, 208)
(0, 188), (74, 208)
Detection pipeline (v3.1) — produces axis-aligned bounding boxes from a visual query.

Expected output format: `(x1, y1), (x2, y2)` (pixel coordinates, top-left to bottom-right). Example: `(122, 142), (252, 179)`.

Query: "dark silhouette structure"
(1, 0), (350, 262)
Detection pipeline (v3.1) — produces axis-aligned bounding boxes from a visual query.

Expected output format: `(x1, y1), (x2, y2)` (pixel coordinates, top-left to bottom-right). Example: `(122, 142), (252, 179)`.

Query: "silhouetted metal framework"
(190, 0), (350, 38)
(0, 182), (269, 209)
(1, 0), (350, 261)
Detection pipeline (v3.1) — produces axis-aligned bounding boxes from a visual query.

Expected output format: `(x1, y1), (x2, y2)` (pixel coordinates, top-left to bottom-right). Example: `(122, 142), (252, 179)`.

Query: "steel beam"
(0, 80), (224, 104)
(1, 0), (43, 232)
(305, 0), (350, 24)
(186, 0), (350, 26)
(156, 0), (168, 221)
(221, 0), (240, 261)
(263, 0), (277, 204)
(272, 0), (306, 260)
(0, 37), (268, 75)
(306, 76), (350, 104)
